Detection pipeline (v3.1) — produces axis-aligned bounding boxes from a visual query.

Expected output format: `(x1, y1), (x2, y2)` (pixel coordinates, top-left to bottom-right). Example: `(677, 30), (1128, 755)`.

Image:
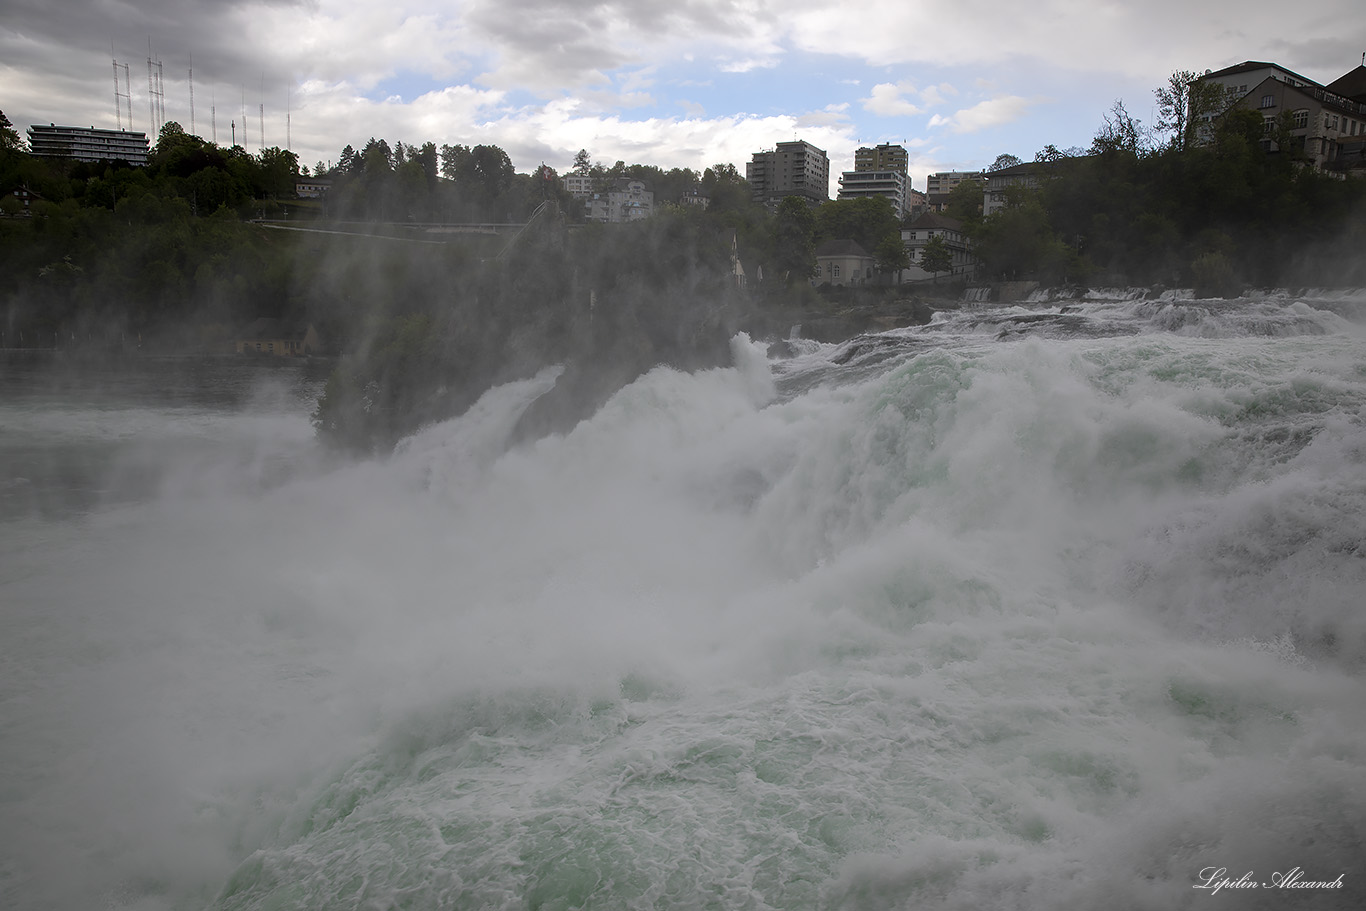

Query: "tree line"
(930, 74), (1366, 292)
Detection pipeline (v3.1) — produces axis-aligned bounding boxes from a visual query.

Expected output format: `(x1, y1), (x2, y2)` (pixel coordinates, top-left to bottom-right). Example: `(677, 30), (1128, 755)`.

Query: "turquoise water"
(2, 294), (1364, 910)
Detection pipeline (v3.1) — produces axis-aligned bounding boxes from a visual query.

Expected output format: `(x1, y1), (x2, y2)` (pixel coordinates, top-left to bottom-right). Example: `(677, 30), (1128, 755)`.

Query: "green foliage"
(814, 196), (900, 254)
(875, 232), (911, 273)
(1190, 251), (1240, 298)
(773, 196), (817, 285)
(918, 234), (952, 279)
(944, 179), (984, 224)
(0, 110), (22, 151)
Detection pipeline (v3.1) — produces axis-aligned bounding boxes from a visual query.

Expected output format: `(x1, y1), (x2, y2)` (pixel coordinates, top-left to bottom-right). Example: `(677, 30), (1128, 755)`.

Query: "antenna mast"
(189, 52), (195, 136)
(111, 49), (131, 129)
(146, 39), (166, 136)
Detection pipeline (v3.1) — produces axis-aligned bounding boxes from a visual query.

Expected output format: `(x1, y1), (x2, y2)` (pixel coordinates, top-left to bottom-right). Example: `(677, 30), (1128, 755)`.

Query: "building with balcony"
(926, 170), (983, 211)
(583, 178), (654, 223)
(897, 213), (974, 283)
(837, 169), (911, 219)
(747, 140), (830, 210)
(26, 124), (149, 166)
(854, 143), (909, 174)
(1195, 62), (1366, 171)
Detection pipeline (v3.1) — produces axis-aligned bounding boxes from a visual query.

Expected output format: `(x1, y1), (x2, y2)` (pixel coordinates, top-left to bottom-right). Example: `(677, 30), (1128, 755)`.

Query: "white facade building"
(584, 178), (654, 223)
(837, 169), (910, 219)
(26, 124), (150, 166)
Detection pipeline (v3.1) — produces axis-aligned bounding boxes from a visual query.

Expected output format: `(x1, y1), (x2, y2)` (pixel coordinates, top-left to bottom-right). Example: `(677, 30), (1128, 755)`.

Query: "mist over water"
(3, 294), (1365, 910)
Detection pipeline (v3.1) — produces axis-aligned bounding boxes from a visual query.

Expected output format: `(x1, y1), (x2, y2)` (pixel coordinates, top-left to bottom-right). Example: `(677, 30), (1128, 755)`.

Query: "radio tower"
(259, 74), (265, 150)
(188, 53), (195, 136)
(112, 52), (132, 130)
(146, 39), (166, 137)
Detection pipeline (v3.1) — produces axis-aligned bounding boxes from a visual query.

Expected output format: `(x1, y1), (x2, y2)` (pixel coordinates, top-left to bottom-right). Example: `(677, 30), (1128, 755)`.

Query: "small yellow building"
(234, 318), (321, 356)
(813, 238), (875, 287)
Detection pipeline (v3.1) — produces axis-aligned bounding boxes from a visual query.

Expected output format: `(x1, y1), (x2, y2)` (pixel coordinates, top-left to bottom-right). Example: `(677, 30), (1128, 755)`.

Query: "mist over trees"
(3, 81), (1365, 449)
(942, 77), (1366, 290)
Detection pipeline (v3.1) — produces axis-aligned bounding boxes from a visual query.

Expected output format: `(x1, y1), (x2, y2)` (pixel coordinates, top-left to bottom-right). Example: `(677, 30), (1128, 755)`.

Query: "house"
(679, 190), (710, 209)
(897, 212), (974, 283)
(1194, 62), (1366, 172)
(925, 170), (983, 212)
(563, 174), (594, 198)
(584, 178), (654, 223)
(813, 239), (875, 287)
(4, 185), (43, 216)
(983, 161), (1046, 216)
(234, 318), (321, 356)
(295, 178), (331, 199)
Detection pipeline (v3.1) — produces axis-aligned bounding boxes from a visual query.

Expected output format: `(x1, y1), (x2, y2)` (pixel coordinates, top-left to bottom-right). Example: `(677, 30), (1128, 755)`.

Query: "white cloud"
(928, 95), (1042, 134)
(863, 82), (924, 117)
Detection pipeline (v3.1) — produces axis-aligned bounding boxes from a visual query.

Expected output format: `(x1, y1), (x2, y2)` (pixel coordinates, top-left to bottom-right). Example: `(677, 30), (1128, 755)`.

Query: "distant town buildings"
(747, 140), (830, 210)
(295, 178), (331, 199)
(925, 171), (983, 212)
(982, 162), (1045, 216)
(26, 124), (150, 166)
(562, 174), (656, 222)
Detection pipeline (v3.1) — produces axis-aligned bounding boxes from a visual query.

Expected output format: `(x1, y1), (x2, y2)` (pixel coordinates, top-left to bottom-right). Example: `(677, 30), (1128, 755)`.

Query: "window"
(1263, 116), (1276, 134)
(832, 265), (841, 278)
(814, 264), (822, 277)
(1293, 109), (1309, 129)
(1259, 94), (1275, 109)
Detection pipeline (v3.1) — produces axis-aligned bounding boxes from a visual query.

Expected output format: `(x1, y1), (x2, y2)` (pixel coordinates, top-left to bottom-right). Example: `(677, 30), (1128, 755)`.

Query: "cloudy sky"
(4, 0), (1364, 193)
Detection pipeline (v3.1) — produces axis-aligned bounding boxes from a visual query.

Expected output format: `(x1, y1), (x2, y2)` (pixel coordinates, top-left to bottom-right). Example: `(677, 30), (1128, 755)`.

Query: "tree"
(0, 110), (23, 151)
(988, 153), (1022, 171)
(1091, 99), (1147, 157)
(439, 143), (469, 182)
(572, 149), (592, 176)
(944, 178), (984, 224)
(773, 195), (817, 285)
(257, 146), (299, 198)
(813, 196), (900, 255)
(875, 232), (910, 275)
(1154, 70), (1232, 152)
(919, 234), (953, 282)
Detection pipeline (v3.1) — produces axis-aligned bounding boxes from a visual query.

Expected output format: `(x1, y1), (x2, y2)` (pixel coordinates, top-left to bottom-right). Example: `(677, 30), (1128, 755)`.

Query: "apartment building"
(854, 142), (909, 174)
(26, 124), (150, 166)
(747, 140), (830, 210)
(583, 177), (654, 223)
(836, 169), (911, 219)
(837, 143), (911, 218)
(925, 170), (983, 211)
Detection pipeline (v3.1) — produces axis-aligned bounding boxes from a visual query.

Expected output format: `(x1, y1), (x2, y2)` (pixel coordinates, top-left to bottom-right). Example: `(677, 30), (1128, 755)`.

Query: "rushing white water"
(2, 294), (1365, 911)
